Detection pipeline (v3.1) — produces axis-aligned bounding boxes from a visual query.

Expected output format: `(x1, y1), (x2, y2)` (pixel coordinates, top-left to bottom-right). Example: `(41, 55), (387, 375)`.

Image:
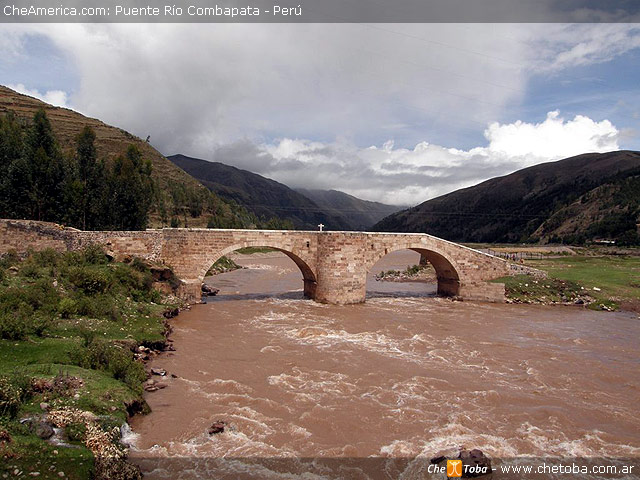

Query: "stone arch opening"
(199, 244), (317, 299)
(367, 247), (461, 298)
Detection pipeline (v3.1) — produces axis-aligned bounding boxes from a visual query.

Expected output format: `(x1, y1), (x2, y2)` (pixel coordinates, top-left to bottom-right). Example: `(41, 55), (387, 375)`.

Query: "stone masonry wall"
(0, 219), (511, 304)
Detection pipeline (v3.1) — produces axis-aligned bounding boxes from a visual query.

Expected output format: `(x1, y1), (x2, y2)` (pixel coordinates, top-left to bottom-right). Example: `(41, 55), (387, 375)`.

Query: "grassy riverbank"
(501, 253), (640, 311)
(0, 247), (181, 479)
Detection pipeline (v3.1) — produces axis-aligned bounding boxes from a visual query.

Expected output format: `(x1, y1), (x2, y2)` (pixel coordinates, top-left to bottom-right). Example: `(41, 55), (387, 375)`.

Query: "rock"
(144, 385), (159, 392)
(0, 429), (11, 444)
(163, 307), (179, 319)
(151, 368), (167, 376)
(201, 284), (220, 296)
(154, 382), (168, 389)
(39, 402), (50, 411)
(574, 298), (585, 305)
(457, 449), (492, 478)
(150, 266), (174, 282)
(35, 422), (55, 440)
(208, 421), (227, 435)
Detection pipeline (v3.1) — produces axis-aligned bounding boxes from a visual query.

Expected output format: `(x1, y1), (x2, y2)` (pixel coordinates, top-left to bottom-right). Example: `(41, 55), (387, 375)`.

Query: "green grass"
(0, 338), (75, 372)
(206, 255), (242, 276)
(4, 363), (141, 422)
(0, 430), (94, 480)
(526, 255), (640, 307)
(0, 247), (180, 479)
(499, 254), (640, 310)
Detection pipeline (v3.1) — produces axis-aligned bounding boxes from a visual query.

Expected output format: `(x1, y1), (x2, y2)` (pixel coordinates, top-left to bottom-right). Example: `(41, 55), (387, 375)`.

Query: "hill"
(0, 85), (255, 229)
(295, 188), (403, 231)
(373, 150), (640, 245)
(169, 154), (352, 230)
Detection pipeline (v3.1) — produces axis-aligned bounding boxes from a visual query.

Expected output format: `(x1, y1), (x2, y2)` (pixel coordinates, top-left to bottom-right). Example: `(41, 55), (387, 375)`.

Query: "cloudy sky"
(1, 22), (639, 205)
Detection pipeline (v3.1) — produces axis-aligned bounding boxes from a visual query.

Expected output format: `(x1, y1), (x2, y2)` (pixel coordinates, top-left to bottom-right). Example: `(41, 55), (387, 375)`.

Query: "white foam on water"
(120, 422), (140, 448)
(261, 345), (283, 353)
(267, 368), (357, 398)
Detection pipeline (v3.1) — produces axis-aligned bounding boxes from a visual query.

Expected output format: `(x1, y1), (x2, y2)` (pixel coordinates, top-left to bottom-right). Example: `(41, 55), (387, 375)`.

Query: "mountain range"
(373, 150), (640, 245)
(168, 154), (402, 230)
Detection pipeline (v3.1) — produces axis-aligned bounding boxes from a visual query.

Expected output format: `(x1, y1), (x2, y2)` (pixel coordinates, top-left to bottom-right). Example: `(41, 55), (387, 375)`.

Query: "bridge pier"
(314, 233), (368, 304)
(178, 281), (203, 304)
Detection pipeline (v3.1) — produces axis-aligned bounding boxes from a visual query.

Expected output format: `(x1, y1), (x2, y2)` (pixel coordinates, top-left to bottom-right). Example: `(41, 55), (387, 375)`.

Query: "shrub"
(0, 374), (33, 418)
(112, 264), (153, 300)
(0, 307), (30, 340)
(82, 244), (110, 265)
(58, 297), (77, 319)
(30, 248), (60, 269)
(0, 250), (19, 269)
(68, 266), (111, 295)
(20, 261), (42, 279)
(71, 339), (145, 392)
(0, 377), (23, 418)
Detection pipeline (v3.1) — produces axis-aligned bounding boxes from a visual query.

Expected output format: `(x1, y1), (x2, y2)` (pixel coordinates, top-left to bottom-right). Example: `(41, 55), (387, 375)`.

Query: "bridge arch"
(366, 245), (462, 297)
(197, 241), (318, 299)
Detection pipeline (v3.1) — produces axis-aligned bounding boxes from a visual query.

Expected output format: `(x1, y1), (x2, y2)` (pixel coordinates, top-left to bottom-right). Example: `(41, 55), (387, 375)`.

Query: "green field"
(507, 254), (640, 311)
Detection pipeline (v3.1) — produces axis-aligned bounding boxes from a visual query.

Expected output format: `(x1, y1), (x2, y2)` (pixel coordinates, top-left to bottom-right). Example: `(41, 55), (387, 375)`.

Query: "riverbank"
(0, 247), (183, 480)
(510, 253), (640, 312)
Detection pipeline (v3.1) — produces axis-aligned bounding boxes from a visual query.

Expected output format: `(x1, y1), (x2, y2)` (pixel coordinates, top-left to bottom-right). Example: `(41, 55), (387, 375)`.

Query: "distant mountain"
(169, 154), (351, 230)
(0, 85), (254, 229)
(295, 188), (403, 231)
(374, 151), (640, 245)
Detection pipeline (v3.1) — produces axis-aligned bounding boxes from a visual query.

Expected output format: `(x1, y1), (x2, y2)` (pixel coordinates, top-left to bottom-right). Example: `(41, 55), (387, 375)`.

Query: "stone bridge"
(0, 219), (512, 304)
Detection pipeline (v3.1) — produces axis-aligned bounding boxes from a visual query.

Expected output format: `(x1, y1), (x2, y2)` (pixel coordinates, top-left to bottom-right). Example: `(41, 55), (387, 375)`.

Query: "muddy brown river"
(129, 251), (640, 479)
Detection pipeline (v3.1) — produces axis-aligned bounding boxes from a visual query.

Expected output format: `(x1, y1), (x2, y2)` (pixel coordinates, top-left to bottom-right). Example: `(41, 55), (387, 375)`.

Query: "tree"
(0, 113), (23, 215)
(6, 109), (65, 221)
(107, 145), (153, 230)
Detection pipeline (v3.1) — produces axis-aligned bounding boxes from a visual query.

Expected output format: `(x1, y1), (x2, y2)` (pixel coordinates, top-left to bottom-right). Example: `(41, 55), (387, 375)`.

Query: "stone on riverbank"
(201, 284), (220, 296)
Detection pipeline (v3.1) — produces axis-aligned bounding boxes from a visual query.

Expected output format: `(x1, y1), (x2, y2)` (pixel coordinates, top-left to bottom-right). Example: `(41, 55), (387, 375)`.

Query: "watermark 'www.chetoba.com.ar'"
(437, 460), (636, 477)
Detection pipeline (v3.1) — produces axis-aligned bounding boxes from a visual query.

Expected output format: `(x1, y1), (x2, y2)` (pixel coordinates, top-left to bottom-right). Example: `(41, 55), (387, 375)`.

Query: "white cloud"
(0, 23), (634, 208)
(7, 83), (69, 108)
(483, 111), (619, 160)
(523, 24), (640, 72)
(5, 23), (530, 152)
(234, 111), (619, 206)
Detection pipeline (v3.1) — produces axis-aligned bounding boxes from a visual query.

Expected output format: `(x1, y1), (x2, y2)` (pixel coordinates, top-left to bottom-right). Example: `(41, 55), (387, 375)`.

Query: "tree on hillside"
(65, 126), (109, 230)
(6, 109), (65, 221)
(0, 113), (23, 214)
(106, 145), (154, 230)
(0, 109), (156, 231)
